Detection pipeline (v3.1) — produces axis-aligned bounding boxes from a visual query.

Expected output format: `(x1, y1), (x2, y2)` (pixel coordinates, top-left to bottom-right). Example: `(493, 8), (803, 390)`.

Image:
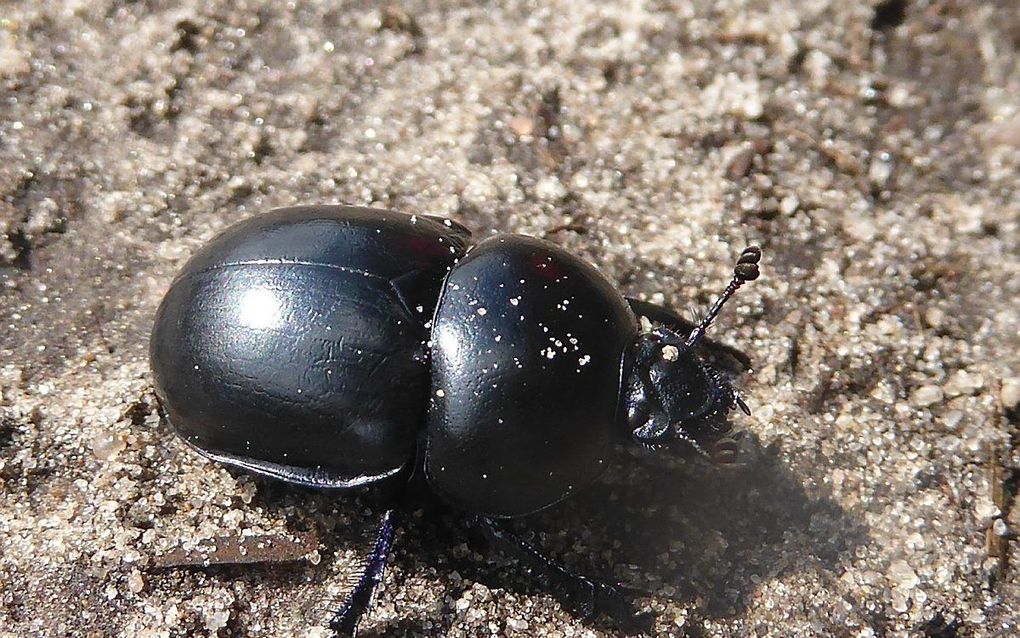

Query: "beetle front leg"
(475, 517), (650, 627)
(329, 509), (398, 638)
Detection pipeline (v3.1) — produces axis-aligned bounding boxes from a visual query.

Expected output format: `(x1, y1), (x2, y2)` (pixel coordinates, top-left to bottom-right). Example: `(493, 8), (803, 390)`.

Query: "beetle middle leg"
(475, 517), (650, 628)
(626, 297), (752, 371)
(329, 509), (398, 638)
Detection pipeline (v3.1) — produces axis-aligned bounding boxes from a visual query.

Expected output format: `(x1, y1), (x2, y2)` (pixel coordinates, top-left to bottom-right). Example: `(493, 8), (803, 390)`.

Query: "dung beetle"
(150, 205), (761, 635)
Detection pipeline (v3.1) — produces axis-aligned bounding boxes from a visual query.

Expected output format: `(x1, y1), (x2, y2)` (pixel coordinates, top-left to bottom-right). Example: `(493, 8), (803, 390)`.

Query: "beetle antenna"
(685, 246), (761, 348)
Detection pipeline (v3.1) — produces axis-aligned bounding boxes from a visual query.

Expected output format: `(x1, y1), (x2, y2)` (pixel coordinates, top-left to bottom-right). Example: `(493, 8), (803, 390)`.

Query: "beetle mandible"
(149, 205), (762, 635)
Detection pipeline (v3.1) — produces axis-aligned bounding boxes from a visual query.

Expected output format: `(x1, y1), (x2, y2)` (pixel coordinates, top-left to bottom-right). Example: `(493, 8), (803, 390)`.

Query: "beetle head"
(623, 328), (745, 460)
(622, 246), (760, 461)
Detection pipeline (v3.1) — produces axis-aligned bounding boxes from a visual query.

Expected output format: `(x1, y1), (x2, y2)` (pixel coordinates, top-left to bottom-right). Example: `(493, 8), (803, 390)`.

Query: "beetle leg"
(626, 297), (752, 371)
(632, 412), (673, 445)
(329, 509), (398, 638)
(476, 517), (650, 626)
(703, 361), (752, 417)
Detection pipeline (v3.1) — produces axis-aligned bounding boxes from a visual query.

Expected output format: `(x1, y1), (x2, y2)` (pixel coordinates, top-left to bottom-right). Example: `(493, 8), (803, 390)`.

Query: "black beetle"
(150, 205), (761, 635)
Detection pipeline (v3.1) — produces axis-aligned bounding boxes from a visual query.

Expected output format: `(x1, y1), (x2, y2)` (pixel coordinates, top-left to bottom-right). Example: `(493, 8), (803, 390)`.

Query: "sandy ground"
(2, 1), (1019, 636)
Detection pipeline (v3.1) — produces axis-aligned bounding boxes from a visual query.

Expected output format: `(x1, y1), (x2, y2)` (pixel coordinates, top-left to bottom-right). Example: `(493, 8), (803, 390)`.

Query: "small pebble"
(868, 153), (893, 188)
(127, 570), (144, 594)
(943, 369), (983, 397)
(924, 307), (945, 328)
(780, 195), (800, 215)
(889, 560), (919, 589)
(91, 431), (126, 461)
(844, 216), (877, 242)
(890, 588), (910, 613)
(974, 498), (1000, 522)
(1001, 377), (1020, 410)
(204, 609), (230, 631)
(534, 176), (567, 202)
(938, 410), (964, 430)
(910, 385), (943, 408)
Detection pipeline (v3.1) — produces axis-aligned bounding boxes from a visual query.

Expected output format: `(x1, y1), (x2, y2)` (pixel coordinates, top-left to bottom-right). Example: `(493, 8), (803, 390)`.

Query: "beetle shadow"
(356, 432), (871, 636)
(236, 482), (478, 637)
(526, 432), (870, 620)
(230, 431), (868, 635)
(237, 480), (650, 636)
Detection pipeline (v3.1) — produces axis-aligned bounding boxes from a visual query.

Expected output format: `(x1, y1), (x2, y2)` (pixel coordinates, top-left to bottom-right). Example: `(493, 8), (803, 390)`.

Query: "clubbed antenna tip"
(685, 246), (762, 348)
(734, 246), (762, 282)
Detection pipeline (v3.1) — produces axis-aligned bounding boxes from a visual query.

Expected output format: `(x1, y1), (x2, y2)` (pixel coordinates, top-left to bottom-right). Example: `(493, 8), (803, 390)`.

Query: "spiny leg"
(475, 517), (648, 626)
(626, 297), (752, 370)
(330, 509), (398, 638)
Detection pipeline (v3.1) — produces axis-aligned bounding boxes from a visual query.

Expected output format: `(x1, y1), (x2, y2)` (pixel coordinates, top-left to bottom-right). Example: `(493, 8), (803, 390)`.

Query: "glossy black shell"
(150, 206), (469, 487)
(425, 236), (639, 516)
